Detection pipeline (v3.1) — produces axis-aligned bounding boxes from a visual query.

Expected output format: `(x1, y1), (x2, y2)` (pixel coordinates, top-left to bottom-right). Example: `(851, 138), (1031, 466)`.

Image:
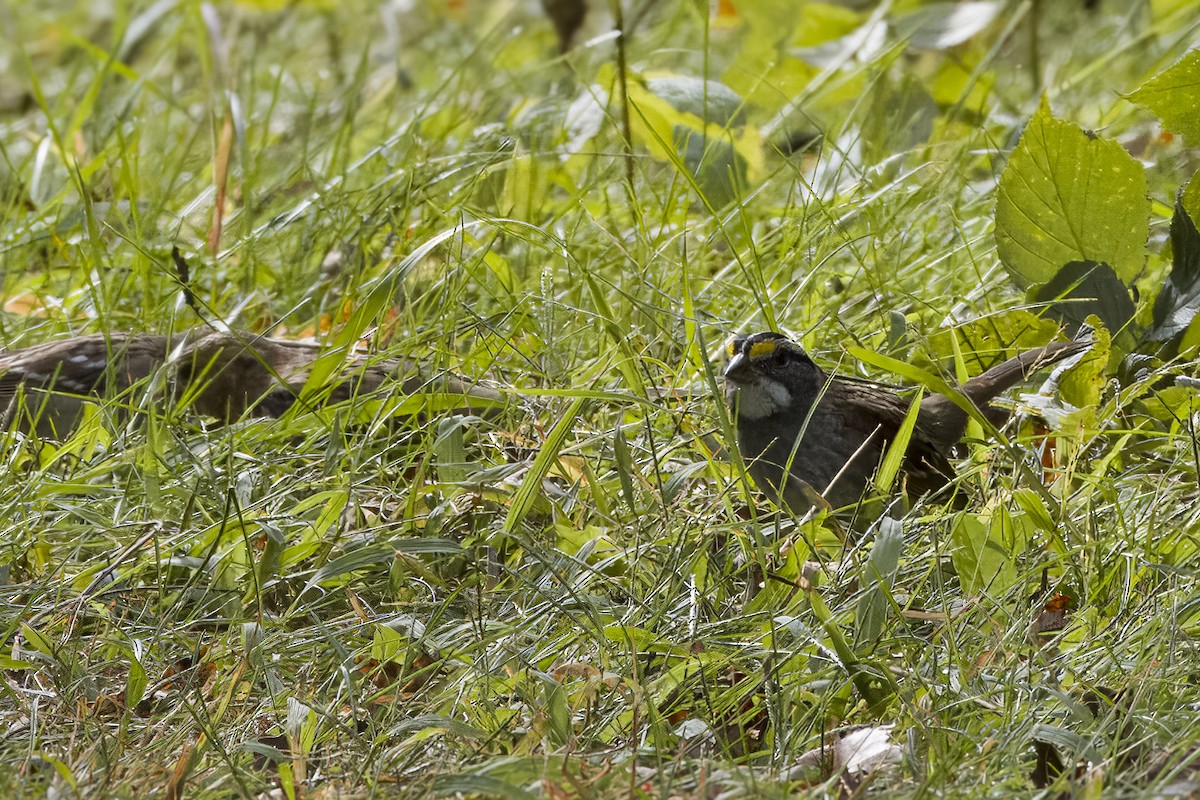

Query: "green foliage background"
(1, 0), (1199, 797)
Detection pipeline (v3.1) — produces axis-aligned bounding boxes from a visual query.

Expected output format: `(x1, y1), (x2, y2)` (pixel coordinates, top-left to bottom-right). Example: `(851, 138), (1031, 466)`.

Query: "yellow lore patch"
(748, 339), (780, 359)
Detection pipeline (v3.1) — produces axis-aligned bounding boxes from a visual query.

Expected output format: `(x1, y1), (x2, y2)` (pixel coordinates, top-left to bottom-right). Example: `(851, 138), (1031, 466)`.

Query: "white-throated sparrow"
(0, 330), (503, 436)
(723, 331), (1086, 513)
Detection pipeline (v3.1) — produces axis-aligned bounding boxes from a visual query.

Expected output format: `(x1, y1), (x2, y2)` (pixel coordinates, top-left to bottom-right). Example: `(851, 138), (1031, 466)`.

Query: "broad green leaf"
(926, 311), (1063, 373)
(125, 652), (148, 708)
(722, 2), (819, 107)
(646, 651), (724, 702)
(996, 98), (1149, 287)
(886, 309), (909, 354)
(855, 517), (904, 651)
(555, 523), (618, 560)
(1128, 50), (1200, 143)
(240, 741), (288, 766)
(252, 523), (286, 599)
(1187, 169), (1200, 222)
(949, 505), (1034, 597)
(479, 249), (515, 294)
(0, 655), (35, 670)
(644, 76), (746, 127)
(306, 489), (350, 538)
(19, 624), (56, 660)
(544, 682), (572, 747)
(1011, 489), (1058, 534)
(625, 73), (764, 207)
(371, 623), (406, 662)
(793, 14), (888, 69)
(434, 416), (471, 484)
(602, 624), (662, 650)
(724, 53), (819, 112)
(1059, 318), (1109, 409)
(600, 623), (667, 652)
(33, 752), (77, 791)
(1031, 260), (1135, 335)
(1150, 173), (1200, 345)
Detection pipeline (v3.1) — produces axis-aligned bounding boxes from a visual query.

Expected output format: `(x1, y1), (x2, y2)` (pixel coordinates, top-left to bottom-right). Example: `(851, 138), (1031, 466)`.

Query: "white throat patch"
(729, 377), (791, 419)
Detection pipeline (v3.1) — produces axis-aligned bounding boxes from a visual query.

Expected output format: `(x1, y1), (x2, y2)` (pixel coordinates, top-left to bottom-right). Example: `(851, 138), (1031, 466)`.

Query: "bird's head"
(723, 331), (823, 419)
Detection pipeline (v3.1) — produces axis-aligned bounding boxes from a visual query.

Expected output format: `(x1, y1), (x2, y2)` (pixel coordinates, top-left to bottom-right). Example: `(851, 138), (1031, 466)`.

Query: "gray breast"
(736, 409), (885, 511)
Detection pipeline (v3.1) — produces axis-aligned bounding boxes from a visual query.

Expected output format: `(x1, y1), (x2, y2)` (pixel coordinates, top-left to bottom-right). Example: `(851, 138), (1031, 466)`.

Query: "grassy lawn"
(2, 0), (1200, 797)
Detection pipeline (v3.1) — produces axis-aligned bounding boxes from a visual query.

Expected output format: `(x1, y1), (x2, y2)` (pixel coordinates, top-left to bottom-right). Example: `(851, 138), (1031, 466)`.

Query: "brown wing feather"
(826, 378), (956, 499)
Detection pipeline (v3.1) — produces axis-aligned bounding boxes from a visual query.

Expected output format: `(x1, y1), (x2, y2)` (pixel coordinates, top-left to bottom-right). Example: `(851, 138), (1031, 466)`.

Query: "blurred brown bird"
(0, 330), (503, 437)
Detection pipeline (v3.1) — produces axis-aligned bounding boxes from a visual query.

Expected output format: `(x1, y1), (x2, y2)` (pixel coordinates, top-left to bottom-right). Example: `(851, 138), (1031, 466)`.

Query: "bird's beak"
(724, 352), (750, 382)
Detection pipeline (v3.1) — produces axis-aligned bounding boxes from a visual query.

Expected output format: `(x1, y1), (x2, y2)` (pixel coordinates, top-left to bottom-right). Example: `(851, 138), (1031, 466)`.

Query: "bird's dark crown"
(726, 331), (812, 367)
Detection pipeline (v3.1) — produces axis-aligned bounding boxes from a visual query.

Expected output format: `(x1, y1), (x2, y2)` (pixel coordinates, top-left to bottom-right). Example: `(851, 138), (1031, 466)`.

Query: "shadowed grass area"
(1, 1), (1199, 797)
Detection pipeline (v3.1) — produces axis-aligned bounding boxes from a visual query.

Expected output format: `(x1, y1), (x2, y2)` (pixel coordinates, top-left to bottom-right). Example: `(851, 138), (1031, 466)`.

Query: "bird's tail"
(920, 340), (1089, 448)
